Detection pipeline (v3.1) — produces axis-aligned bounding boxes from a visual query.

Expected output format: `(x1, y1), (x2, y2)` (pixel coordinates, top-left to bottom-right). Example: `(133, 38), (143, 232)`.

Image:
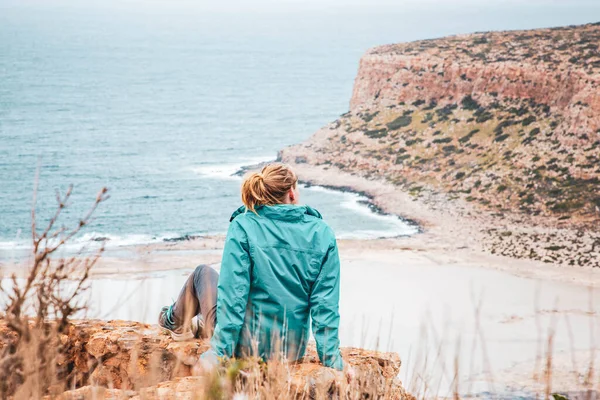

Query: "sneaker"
(191, 315), (205, 339)
(158, 305), (194, 342)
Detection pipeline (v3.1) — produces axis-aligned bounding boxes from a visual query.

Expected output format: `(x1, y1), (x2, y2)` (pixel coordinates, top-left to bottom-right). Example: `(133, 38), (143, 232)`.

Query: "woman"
(158, 163), (344, 370)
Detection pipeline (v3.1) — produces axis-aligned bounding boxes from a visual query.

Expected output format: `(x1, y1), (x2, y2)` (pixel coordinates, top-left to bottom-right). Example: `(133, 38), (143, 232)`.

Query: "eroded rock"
(2, 320), (410, 399)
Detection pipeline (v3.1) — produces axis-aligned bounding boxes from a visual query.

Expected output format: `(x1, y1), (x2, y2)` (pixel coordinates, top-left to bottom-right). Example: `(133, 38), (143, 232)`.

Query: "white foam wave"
(190, 156), (275, 180)
(336, 228), (415, 240)
(0, 232), (176, 255)
(336, 203), (418, 238)
(0, 183), (418, 258)
(0, 240), (25, 251)
(303, 184), (419, 238)
(77, 233), (159, 248)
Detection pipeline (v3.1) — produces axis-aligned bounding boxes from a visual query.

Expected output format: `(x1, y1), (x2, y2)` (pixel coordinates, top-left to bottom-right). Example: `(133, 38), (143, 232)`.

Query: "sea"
(1, 1), (598, 259)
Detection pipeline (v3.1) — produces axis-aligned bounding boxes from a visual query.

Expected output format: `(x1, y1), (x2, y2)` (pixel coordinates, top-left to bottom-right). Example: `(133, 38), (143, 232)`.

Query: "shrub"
(495, 133), (510, 142)
(552, 201), (584, 212)
(521, 194), (535, 204)
(423, 100), (438, 110)
(435, 104), (457, 121)
(522, 115), (536, 126)
(405, 138), (422, 146)
(362, 111), (379, 122)
(387, 115), (413, 130)
(365, 129), (388, 139)
(509, 106), (529, 117)
(461, 95), (480, 111)
(433, 137), (452, 144)
(475, 110), (494, 123)
(395, 154), (411, 163)
(459, 129), (480, 143)
(522, 136), (534, 145)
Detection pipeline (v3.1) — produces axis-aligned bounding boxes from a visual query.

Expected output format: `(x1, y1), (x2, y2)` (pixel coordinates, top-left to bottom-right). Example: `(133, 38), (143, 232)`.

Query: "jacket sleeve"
(309, 236), (344, 371)
(206, 220), (251, 360)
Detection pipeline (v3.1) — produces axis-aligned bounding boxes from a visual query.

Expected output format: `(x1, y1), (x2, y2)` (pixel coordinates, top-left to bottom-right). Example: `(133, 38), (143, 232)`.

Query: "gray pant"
(171, 265), (219, 338)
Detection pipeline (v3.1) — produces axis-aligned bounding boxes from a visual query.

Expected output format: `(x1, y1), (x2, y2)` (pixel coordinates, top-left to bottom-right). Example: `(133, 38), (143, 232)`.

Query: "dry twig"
(0, 178), (108, 398)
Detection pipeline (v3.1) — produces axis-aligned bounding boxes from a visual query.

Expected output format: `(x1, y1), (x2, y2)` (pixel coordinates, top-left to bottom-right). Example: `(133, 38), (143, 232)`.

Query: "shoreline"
(279, 161), (600, 287)
(0, 173), (418, 263)
(2, 161), (599, 286)
(1, 161), (598, 287)
(236, 160), (424, 236)
(301, 181), (423, 234)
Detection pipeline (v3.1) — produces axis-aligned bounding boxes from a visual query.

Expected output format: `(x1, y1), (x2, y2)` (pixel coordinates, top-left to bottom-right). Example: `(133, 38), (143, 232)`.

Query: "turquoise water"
(1, 2), (598, 255)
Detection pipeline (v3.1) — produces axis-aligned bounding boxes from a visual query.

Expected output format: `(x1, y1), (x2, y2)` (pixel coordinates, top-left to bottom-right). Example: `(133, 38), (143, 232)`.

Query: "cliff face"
(350, 24), (600, 135)
(281, 23), (600, 231)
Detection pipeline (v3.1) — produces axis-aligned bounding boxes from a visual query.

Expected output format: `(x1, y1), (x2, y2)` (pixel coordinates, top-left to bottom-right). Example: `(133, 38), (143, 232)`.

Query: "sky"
(2, 0), (600, 12)
(1, 0), (598, 34)
(1, 0), (598, 30)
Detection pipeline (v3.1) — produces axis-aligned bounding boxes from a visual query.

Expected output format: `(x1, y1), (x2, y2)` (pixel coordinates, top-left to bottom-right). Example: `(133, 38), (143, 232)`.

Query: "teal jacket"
(204, 204), (344, 370)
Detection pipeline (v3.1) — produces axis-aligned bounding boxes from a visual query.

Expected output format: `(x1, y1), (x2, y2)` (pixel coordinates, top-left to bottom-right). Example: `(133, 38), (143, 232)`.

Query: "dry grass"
(0, 175), (109, 398)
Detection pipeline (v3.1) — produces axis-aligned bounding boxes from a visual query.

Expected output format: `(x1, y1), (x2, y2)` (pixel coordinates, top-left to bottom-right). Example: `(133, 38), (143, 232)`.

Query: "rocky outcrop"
(0, 320), (410, 399)
(350, 23), (600, 135)
(65, 320), (209, 389)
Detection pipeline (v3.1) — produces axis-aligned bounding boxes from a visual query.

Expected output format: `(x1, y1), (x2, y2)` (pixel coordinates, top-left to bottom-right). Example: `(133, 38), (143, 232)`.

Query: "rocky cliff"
(0, 320), (411, 399)
(280, 23), (600, 265)
(350, 24), (600, 135)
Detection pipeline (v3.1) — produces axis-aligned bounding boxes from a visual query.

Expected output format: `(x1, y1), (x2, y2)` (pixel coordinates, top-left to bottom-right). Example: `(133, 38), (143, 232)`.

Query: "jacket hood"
(230, 204), (322, 222)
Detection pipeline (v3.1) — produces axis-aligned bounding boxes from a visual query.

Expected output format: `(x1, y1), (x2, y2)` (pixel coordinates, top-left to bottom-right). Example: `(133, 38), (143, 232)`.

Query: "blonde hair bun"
(241, 163), (297, 213)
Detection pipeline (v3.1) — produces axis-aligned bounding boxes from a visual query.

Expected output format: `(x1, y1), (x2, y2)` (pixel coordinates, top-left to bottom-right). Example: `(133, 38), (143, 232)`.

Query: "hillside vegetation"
(310, 97), (599, 227)
(281, 23), (600, 266)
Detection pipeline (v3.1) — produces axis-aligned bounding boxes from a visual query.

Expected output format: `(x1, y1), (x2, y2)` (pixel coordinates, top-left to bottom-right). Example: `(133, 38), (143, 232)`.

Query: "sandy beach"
(78, 234), (600, 396)
(3, 175), (598, 288)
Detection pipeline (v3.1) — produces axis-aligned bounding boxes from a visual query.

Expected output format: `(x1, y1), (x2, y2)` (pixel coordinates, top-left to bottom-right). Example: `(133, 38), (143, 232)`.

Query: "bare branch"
(1, 181), (109, 397)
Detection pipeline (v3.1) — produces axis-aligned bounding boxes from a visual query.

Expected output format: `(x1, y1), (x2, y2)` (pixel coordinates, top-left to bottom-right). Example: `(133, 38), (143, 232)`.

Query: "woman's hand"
(332, 365), (357, 385)
(345, 365), (357, 383)
(193, 350), (219, 375)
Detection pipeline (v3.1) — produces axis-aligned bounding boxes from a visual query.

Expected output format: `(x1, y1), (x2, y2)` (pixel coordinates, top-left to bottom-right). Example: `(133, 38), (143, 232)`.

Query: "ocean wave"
(190, 156), (275, 180)
(0, 240), (28, 251)
(337, 202), (418, 238)
(302, 184), (419, 238)
(0, 232), (168, 254)
(336, 227), (416, 240)
(0, 184), (418, 257)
